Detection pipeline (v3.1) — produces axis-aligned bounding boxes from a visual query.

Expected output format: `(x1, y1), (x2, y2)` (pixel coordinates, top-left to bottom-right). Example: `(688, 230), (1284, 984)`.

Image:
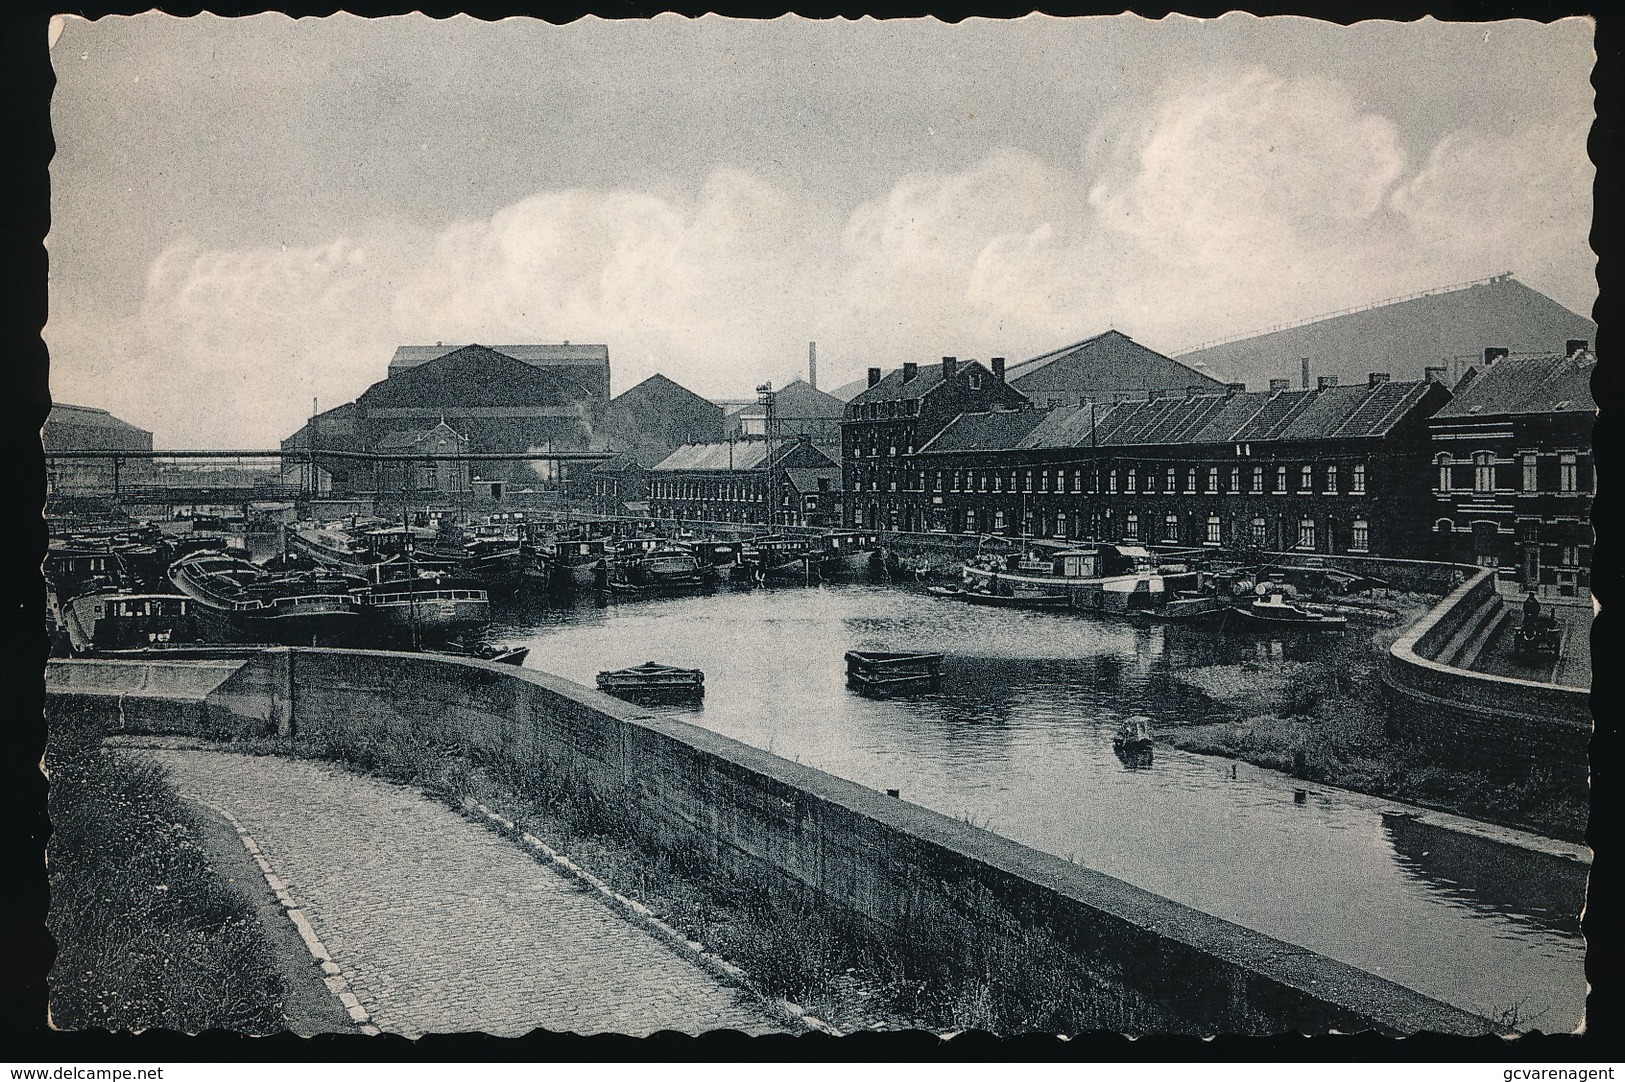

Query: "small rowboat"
(596, 661), (705, 699)
(1226, 595), (1348, 629)
(1113, 715), (1154, 752)
(845, 650), (944, 696)
(925, 585), (964, 599)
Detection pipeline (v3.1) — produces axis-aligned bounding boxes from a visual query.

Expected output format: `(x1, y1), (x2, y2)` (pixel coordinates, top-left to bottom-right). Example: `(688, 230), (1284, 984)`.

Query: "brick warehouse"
(842, 356), (1030, 531)
(648, 437), (839, 527)
(911, 371), (1451, 558)
(1427, 343), (1596, 594)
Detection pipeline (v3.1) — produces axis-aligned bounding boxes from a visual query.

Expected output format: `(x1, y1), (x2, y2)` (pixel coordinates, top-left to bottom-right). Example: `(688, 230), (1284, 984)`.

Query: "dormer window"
(968, 373), (983, 390)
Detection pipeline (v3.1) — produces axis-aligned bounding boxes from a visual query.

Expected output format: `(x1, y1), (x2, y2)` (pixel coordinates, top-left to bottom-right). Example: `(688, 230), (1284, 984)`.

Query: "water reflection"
(494, 582), (1585, 1029)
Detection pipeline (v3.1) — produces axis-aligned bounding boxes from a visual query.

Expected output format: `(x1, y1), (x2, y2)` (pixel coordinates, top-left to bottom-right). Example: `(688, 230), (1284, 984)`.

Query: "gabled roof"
(361, 344), (601, 409)
(731, 380), (846, 419)
(651, 438), (834, 473)
(46, 403), (151, 436)
(923, 379), (1442, 454)
(610, 373), (716, 412)
(918, 410), (1046, 455)
(651, 441), (772, 472)
(849, 365), (947, 405)
(1433, 352), (1597, 418)
(373, 421), (466, 451)
(1003, 329), (1224, 393)
(389, 343), (609, 371)
(782, 466), (839, 495)
(1174, 275), (1595, 389)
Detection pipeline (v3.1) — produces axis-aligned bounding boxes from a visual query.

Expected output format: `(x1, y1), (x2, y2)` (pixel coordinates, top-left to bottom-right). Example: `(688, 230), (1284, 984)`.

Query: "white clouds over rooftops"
(47, 58), (1594, 447)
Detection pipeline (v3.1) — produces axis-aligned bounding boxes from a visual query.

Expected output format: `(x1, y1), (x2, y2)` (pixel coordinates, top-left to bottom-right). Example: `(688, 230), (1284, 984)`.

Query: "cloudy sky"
(48, 13), (1594, 447)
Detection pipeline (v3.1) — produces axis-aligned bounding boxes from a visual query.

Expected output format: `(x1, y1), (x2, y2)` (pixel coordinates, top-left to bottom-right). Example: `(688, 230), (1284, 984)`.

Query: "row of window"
(948, 509), (1369, 552)
(650, 479), (765, 502)
(1434, 451), (1584, 494)
(849, 463), (1369, 496)
(847, 399), (923, 421)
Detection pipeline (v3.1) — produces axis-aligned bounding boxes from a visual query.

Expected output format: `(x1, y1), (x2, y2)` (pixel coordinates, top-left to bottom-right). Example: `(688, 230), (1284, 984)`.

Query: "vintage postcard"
(40, 12), (1593, 1044)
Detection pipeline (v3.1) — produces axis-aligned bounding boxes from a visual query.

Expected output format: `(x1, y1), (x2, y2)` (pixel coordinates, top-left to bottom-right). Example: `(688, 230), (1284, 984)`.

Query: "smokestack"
(867, 367), (882, 388)
(1317, 375), (1338, 389)
(1269, 378), (1290, 392)
(1566, 339), (1589, 358)
(1300, 357), (1311, 389)
(1484, 347), (1509, 365)
(991, 357), (1005, 383)
(808, 341), (817, 390)
(1424, 366), (1447, 384)
(902, 361), (918, 383)
(1368, 372), (1390, 387)
(941, 356), (959, 381)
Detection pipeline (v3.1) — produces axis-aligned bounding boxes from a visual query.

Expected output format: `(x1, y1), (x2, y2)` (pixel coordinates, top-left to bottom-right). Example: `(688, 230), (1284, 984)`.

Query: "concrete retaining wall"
(1386, 571), (1590, 772)
(47, 648), (1495, 1035)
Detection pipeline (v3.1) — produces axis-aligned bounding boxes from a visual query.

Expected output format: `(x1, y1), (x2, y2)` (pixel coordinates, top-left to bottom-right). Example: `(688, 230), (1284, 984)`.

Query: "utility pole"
(757, 382), (777, 529)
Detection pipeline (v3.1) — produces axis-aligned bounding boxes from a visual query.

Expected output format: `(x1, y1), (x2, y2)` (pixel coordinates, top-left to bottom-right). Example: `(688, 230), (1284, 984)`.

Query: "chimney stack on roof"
(941, 356), (959, 381)
(1424, 366), (1447, 384)
(1269, 378), (1291, 392)
(1317, 375), (1339, 390)
(902, 361), (919, 383)
(1484, 347), (1509, 365)
(991, 357), (1005, 383)
(867, 367), (882, 388)
(1368, 372), (1390, 387)
(1227, 382), (1247, 394)
(1566, 339), (1589, 358)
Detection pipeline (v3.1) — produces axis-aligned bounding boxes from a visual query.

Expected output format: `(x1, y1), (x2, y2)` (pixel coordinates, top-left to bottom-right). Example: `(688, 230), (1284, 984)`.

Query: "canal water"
(492, 583), (1587, 1030)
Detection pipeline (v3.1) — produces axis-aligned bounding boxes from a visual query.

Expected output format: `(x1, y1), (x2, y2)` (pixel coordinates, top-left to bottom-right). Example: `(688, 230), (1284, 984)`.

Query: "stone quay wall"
(1384, 568), (1590, 773)
(47, 648), (1495, 1036)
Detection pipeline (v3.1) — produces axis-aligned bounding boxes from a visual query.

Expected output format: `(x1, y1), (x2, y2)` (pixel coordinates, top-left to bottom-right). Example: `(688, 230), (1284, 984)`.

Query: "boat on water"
(1225, 594), (1348, 629)
(168, 552), (368, 643)
(844, 650), (944, 696)
(739, 536), (819, 580)
(957, 543), (1205, 616)
(58, 590), (207, 657)
(609, 546), (716, 594)
(814, 530), (883, 577)
(364, 571), (491, 638)
(550, 536), (613, 586)
(414, 522), (525, 595)
(596, 661), (705, 700)
(430, 637), (529, 666)
(1113, 715), (1155, 752)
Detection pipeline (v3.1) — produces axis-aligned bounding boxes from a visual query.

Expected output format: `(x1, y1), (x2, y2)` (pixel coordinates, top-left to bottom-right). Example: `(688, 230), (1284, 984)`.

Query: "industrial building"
(1174, 273), (1597, 393)
(647, 437), (839, 527)
(44, 402), (156, 497)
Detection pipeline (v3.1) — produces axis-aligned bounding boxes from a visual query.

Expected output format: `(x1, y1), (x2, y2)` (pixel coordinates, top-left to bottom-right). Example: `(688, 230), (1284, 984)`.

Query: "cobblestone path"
(138, 749), (787, 1039)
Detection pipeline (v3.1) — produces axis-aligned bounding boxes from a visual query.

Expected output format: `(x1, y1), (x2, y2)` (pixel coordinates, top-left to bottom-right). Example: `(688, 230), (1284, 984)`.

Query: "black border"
(3, 0), (1614, 1063)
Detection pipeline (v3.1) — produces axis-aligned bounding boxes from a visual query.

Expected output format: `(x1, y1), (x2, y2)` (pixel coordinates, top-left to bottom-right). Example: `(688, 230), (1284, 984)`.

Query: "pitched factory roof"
(651, 441), (773, 472)
(46, 402), (151, 436)
(389, 343), (609, 371)
(1003, 329), (1223, 392)
(1433, 352), (1597, 418)
(920, 379), (1442, 454)
(782, 466), (839, 495)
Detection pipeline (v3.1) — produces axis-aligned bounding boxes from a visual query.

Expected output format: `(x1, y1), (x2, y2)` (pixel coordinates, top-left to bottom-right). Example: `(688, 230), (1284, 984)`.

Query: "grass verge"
(46, 735), (288, 1033)
(1160, 593), (1588, 842)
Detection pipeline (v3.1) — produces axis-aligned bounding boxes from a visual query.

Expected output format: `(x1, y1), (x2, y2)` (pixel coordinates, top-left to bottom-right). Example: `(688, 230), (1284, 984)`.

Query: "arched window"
(1206, 515), (1221, 544)
(1126, 468), (1137, 493)
(1435, 518), (1454, 533)
(1473, 451), (1494, 493)
(1207, 467), (1220, 493)
(1187, 468), (1199, 493)
(1125, 512), (1139, 540)
(1054, 512), (1067, 539)
(1252, 466), (1264, 493)
(1166, 467), (1177, 492)
(1351, 520), (1369, 552)
(1298, 517), (1316, 550)
(1275, 465), (1288, 493)
(1163, 513), (1180, 542)
(1250, 517), (1267, 546)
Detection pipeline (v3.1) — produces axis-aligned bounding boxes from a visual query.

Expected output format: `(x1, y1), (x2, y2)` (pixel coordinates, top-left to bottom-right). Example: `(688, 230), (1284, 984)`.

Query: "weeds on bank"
(45, 739), (287, 1033)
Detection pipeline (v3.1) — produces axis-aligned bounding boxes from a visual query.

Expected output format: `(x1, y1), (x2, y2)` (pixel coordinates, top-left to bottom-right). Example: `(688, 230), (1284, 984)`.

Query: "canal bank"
(48, 649), (1503, 1037)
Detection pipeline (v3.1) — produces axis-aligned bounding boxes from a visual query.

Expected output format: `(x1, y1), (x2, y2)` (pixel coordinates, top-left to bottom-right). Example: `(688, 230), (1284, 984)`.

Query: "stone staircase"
(1433, 594), (1510, 670)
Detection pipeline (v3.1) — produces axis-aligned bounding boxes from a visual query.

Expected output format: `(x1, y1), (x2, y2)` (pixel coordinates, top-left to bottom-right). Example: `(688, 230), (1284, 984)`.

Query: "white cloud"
(46, 68), (1594, 446)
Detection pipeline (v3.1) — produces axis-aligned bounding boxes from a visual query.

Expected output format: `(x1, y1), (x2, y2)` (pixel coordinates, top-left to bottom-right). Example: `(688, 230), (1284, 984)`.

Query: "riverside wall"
(46, 648), (1497, 1036)
(1384, 569), (1590, 774)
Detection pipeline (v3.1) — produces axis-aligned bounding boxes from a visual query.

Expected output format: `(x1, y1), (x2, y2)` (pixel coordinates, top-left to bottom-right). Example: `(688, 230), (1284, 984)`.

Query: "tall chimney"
(1484, 347), (1509, 365)
(991, 357), (1005, 383)
(902, 361), (918, 383)
(808, 341), (818, 390)
(1269, 378), (1291, 392)
(867, 366), (882, 388)
(1301, 357), (1311, 389)
(1424, 366), (1447, 384)
(1317, 375), (1338, 390)
(1368, 372), (1390, 387)
(1566, 339), (1589, 358)
(941, 356), (959, 382)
